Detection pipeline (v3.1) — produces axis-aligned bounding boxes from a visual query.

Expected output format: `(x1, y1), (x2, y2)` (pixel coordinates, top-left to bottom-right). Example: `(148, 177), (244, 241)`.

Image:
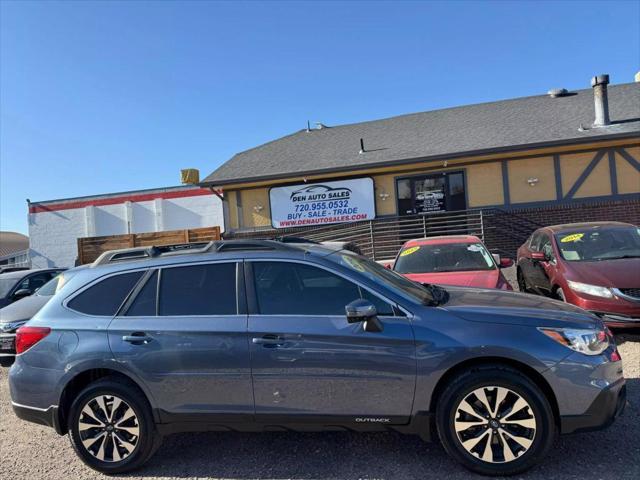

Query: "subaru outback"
(9, 240), (626, 476)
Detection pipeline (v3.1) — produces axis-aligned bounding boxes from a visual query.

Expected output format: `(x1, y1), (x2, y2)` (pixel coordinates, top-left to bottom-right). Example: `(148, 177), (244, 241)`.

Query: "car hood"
(403, 270), (500, 289)
(441, 286), (599, 328)
(565, 258), (640, 288)
(0, 294), (51, 324)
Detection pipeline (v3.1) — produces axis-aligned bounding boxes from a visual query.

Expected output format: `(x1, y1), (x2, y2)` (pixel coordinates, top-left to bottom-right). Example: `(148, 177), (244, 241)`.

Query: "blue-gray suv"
(8, 240), (626, 476)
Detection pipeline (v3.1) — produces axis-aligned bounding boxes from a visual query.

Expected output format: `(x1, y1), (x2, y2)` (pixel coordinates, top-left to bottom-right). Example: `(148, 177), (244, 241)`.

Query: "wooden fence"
(77, 226), (221, 264)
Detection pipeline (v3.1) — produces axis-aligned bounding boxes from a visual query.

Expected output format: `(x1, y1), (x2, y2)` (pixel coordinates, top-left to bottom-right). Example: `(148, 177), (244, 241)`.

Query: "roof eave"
(200, 130), (640, 188)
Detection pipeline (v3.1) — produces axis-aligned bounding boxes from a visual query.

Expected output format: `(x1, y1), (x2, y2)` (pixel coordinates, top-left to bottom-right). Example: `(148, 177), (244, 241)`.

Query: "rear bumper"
(560, 378), (626, 434)
(11, 402), (64, 434)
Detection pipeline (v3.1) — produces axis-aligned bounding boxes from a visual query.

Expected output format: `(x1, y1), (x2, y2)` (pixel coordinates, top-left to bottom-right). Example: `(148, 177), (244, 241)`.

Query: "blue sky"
(1, 0), (639, 234)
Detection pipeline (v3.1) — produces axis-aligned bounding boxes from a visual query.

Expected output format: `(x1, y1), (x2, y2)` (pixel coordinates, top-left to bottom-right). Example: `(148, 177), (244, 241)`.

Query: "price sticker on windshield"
(400, 246), (420, 256)
(560, 233), (584, 243)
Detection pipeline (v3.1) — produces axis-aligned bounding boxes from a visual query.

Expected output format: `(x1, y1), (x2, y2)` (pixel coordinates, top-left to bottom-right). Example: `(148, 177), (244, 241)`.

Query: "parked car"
(9, 240), (624, 476)
(392, 235), (513, 290)
(0, 266), (30, 274)
(0, 270), (77, 364)
(517, 222), (640, 329)
(0, 268), (66, 309)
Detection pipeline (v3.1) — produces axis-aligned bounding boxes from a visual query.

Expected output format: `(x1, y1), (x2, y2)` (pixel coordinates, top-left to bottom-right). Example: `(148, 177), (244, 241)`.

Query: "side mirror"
(499, 257), (514, 268)
(530, 251), (546, 262)
(345, 299), (383, 332)
(385, 263), (392, 269)
(12, 288), (33, 300)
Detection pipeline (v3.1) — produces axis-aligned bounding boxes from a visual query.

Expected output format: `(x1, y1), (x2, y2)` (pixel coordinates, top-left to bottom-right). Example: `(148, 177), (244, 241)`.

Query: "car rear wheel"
(436, 365), (555, 476)
(68, 377), (161, 473)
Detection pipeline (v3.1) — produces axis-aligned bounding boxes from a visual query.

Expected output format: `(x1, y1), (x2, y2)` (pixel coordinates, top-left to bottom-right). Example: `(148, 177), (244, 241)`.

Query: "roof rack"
(92, 242), (215, 266)
(91, 239), (319, 266)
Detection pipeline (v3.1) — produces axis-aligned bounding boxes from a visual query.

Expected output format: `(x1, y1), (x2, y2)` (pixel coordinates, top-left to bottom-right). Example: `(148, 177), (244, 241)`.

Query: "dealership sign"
(270, 178), (375, 228)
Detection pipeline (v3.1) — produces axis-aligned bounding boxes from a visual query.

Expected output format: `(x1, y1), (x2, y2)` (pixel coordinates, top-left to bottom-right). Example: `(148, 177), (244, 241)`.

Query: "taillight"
(15, 326), (51, 354)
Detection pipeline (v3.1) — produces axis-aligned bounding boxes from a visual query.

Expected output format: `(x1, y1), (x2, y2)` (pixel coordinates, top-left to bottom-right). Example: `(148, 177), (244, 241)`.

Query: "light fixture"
(253, 204), (264, 213)
(378, 192), (390, 201)
(527, 177), (539, 186)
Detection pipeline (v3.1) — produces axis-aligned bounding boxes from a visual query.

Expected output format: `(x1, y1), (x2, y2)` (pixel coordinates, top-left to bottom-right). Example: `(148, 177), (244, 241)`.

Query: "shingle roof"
(202, 82), (640, 186)
(0, 232), (29, 260)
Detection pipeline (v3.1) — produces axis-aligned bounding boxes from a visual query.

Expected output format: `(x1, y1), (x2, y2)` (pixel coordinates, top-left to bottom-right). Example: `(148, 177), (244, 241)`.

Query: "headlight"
(566, 280), (613, 298)
(538, 327), (609, 355)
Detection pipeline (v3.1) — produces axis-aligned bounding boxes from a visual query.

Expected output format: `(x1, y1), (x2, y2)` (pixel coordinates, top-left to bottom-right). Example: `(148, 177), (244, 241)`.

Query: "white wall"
(29, 191), (224, 268)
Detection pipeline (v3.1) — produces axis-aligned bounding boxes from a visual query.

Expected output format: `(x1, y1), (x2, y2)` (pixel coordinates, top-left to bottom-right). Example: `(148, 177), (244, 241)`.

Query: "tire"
(516, 269), (528, 293)
(435, 365), (556, 476)
(67, 376), (161, 473)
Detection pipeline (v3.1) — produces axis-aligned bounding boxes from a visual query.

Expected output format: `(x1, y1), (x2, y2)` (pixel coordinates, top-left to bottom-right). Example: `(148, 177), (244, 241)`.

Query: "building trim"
(553, 154), (563, 200)
(29, 188), (215, 214)
(501, 160), (511, 205)
(608, 150), (619, 196)
(564, 150), (606, 200)
(201, 134), (640, 188)
(617, 147), (640, 171)
(479, 192), (640, 211)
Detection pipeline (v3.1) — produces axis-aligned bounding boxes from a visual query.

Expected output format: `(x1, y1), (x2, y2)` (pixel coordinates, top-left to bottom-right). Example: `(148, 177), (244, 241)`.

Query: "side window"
(253, 262), (388, 316)
(159, 263), (237, 316)
(539, 235), (555, 261)
(529, 232), (542, 251)
(360, 288), (396, 316)
(125, 271), (158, 316)
(68, 271), (144, 316)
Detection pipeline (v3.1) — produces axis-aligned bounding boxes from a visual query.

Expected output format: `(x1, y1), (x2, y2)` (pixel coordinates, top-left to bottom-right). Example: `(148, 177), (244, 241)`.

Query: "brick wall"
(483, 198), (640, 257)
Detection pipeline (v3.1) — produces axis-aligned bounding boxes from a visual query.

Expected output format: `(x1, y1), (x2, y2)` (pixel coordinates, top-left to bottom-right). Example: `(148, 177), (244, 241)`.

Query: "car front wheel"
(67, 377), (161, 473)
(436, 365), (555, 476)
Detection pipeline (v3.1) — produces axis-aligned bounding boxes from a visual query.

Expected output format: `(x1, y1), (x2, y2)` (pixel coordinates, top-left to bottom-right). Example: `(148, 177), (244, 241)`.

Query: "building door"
(396, 171), (466, 215)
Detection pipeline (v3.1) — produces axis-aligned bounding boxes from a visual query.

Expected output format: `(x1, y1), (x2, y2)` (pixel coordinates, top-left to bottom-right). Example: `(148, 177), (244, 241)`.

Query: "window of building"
(159, 263), (237, 316)
(68, 271), (144, 316)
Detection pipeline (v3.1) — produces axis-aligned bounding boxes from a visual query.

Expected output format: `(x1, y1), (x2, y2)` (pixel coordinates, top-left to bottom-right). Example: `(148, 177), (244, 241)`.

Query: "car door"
(108, 262), (253, 421)
(530, 234), (555, 295)
(519, 231), (541, 289)
(247, 260), (416, 424)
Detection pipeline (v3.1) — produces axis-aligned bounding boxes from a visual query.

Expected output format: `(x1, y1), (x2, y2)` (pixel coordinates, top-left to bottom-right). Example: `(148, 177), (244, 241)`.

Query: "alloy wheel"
(77, 395), (140, 462)
(454, 386), (537, 463)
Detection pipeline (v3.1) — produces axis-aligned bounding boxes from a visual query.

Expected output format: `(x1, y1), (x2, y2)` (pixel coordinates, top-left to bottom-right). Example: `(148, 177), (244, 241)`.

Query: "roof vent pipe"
(591, 74), (610, 127)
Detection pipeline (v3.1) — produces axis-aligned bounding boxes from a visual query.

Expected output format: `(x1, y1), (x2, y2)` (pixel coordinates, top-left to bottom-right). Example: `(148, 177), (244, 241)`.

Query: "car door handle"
(122, 332), (152, 345)
(252, 335), (286, 347)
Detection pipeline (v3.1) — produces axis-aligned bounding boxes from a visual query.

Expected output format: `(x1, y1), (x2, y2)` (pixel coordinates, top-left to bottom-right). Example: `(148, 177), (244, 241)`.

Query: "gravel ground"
(0, 332), (638, 480)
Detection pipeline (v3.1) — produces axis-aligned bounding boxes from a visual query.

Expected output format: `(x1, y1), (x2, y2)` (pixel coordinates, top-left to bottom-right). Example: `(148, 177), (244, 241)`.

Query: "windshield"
(36, 271), (75, 296)
(394, 242), (496, 274)
(327, 251), (434, 305)
(0, 277), (20, 298)
(555, 227), (640, 261)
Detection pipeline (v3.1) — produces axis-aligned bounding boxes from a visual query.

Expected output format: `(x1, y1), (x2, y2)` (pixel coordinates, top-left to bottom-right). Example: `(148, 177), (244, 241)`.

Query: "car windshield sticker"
(341, 254), (365, 272)
(560, 233), (584, 243)
(400, 246), (420, 257)
(467, 245), (482, 252)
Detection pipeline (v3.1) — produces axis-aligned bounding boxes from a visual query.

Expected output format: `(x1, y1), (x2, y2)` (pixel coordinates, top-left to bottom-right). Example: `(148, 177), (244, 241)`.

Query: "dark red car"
(392, 235), (513, 290)
(517, 222), (640, 328)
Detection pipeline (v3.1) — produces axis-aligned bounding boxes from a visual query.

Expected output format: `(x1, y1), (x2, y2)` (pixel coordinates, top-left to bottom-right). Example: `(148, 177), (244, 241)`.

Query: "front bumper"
(560, 378), (626, 434)
(597, 313), (640, 329)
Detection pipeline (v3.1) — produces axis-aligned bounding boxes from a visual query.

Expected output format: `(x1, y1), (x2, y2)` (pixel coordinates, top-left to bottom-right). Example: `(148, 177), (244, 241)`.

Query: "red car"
(516, 222), (640, 328)
(391, 235), (513, 289)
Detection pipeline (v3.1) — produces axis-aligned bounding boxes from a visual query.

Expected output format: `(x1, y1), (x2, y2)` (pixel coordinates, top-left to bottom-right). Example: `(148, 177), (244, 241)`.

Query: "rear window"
(158, 263), (237, 316)
(68, 271), (144, 316)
